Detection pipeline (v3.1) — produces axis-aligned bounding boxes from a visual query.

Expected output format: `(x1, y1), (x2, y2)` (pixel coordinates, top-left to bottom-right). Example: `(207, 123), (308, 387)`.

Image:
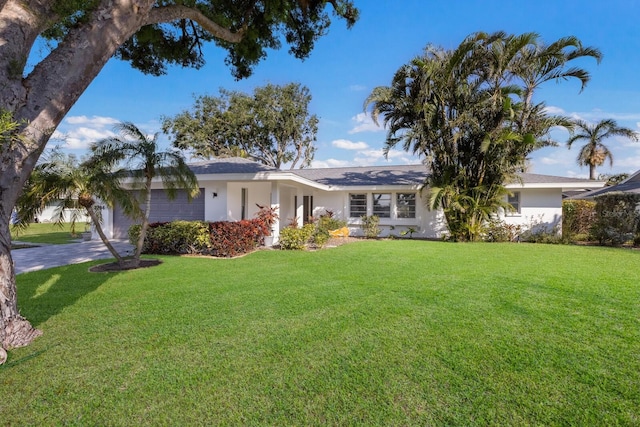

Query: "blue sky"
(48, 0), (640, 178)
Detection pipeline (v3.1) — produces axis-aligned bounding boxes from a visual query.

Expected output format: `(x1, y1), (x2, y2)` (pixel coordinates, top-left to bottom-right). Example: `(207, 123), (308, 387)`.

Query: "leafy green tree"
(366, 32), (600, 241)
(566, 119), (639, 180)
(90, 122), (199, 268)
(598, 172), (630, 186)
(163, 83), (318, 169)
(15, 150), (137, 268)
(0, 0), (357, 354)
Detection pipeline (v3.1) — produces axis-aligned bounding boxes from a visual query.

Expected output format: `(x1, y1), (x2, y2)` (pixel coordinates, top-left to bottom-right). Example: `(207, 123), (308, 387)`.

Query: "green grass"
(10, 222), (82, 245)
(2, 241), (639, 425)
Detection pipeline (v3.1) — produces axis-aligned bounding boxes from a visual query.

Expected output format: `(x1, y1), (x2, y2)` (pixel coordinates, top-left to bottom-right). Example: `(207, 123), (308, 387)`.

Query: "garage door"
(112, 189), (205, 239)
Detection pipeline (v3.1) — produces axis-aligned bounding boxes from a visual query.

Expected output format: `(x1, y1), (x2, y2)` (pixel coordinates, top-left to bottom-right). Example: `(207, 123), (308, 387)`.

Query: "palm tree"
(15, 150), (137, 267)
(566, 119), (639, 179)
(90, 122), (199, 267)
(365, 32), (602, 241)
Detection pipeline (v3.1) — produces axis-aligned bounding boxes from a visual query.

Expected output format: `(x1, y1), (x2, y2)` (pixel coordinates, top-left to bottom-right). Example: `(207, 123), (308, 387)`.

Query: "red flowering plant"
(255, 203), (279, 236)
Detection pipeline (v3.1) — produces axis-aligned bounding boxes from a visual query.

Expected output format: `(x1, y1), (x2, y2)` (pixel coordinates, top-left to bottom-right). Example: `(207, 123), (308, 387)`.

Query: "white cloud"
(348, 112), (383, 134)
(349, 84), (367, 92)
(310, 159), (352, 168)
(51, 126), (116, 150)
(544, 105), (566, 115)
(332, 139), (369, 150)
(65, 115), (120, 126)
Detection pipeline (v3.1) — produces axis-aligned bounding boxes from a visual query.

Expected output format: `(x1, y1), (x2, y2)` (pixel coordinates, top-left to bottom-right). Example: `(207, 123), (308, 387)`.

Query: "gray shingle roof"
(188, 157), (277, 174)
(293, 164), (426, 187)
(184, 157), (604, 189)
(513, 173), (596, 185)
(572, 170), (640, 198)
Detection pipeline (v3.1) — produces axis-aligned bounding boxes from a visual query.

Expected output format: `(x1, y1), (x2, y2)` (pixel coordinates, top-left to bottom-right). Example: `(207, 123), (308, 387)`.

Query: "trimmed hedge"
(590, 193), (640, 245)
(562, 199), (596, 239)
(129, 218), (269, 258)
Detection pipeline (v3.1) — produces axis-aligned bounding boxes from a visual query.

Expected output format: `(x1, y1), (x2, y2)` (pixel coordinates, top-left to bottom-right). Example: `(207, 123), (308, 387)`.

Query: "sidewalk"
(11, 240), (135, 274)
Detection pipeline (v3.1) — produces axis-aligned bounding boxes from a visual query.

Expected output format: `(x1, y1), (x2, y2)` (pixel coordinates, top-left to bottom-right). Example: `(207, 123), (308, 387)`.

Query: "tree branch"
(145, 5), (246, 43)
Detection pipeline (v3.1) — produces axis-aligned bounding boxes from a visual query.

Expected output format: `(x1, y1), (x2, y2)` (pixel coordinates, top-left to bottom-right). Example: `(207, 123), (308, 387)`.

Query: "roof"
(293, 164), (426, 187)
(572, 169), (640, 198)
(185, 157), (605, 190)
(188, 157), (277, 175)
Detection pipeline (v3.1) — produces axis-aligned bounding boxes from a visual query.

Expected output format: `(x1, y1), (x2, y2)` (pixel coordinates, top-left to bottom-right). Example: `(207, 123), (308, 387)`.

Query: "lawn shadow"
(16, 261), (123, 327)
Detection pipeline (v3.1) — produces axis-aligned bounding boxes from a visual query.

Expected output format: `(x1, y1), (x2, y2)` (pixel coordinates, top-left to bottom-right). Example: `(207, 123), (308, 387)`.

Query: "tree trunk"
(0, 212), (42, 359)
(134, 178), (154, 266)
(0, 0), (249, 361)
(589, 165), (596, 180)
(0, 0), (155, 361)
(87, 207), (126, 267)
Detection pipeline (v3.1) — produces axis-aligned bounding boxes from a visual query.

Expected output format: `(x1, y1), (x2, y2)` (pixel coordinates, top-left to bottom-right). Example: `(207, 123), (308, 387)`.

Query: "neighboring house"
(571, 169), (640, 199)
(100, 157), (605, 241)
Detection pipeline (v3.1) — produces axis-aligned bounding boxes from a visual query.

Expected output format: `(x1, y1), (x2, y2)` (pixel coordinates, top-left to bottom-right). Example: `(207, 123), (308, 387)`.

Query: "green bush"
(562, 200), (596, 240)
(483, 219), (521, 242)
(361, 215), (381, 239)
(589, 193), (640, 246)
(279, 224), (315, 250)
(311, 229), (330, 247)
(316, 215), (347, 233)
(129, 221), (211, 254)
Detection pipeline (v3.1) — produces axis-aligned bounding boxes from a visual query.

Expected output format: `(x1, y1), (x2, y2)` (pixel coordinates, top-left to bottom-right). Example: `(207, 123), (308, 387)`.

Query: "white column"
(270, 182), (281, 244)
(296, 187), (304, 227)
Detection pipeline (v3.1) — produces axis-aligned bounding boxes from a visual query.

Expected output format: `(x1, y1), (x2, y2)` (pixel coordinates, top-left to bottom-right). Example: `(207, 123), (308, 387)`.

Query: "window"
(349, 194), (367, 218)
(372, 193), (391, 218)
(396, 193), (416, 219)
(507, 191), (520, 215)
(241, 188), (248, 220)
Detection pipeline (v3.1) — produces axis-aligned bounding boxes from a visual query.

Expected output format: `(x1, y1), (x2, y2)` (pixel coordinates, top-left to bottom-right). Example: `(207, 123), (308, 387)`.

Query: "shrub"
(279, 224), (315, 250)
(145, 221), (211, 254)
(316, 215), (347, 234)
(589, 193), (640, 246)
(208, 219), (265, 257)
(483, 219), (521, 242)
(562, 200), (596, 240)
(361, 215), (381, 239)
(129, 219), (267, 258)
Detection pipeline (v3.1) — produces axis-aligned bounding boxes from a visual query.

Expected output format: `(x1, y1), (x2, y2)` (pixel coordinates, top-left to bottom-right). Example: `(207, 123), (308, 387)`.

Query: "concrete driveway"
(12, 240), (135, 274)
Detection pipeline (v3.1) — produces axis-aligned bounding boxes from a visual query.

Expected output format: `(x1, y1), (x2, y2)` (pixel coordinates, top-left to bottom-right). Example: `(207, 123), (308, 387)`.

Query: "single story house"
(99, 157), (605, 242)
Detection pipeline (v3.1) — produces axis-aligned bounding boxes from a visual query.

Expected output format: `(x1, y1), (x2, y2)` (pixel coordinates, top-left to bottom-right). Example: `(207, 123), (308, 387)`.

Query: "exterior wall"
(36, 204), (89, 224)
(226, 181), (272, 221)
(201, 182), (228, 221)
(500, 188), (562, 232)
(302, 189), (448, 238)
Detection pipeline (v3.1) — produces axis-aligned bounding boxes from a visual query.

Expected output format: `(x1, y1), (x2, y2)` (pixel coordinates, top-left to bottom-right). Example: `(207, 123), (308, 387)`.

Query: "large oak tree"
(0, 0), (357, 362)
(163, 83), (318, 169)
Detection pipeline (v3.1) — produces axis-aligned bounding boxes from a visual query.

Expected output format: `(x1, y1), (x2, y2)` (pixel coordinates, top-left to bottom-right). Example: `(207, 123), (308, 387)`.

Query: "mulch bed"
(89, 259), (162, 273)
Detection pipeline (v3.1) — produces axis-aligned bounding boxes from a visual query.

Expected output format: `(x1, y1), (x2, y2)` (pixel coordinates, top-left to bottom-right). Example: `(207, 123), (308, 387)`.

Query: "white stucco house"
(99, 157), (605, 242)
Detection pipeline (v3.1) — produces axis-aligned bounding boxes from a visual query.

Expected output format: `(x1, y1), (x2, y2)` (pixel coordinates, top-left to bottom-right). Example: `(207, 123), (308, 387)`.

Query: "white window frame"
(507, 191), (521, 216)
(396, 193), (416, 219)
(349, 193), (367, 218)
(372, 193), (392, 218)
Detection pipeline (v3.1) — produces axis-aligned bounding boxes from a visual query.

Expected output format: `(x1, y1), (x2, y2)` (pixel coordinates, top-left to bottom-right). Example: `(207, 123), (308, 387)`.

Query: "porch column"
(296, 187), (304, 227)
(270, 182), (281, 244)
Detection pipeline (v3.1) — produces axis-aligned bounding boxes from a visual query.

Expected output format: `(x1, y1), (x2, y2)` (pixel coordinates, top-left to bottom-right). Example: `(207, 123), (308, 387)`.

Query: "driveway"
(12, 240), (135, 274)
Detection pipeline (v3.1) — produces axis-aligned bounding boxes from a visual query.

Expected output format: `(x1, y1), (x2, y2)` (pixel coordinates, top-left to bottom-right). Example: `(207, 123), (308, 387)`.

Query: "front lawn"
(2, 241), (639, 425)
(11, 222), (82, 245)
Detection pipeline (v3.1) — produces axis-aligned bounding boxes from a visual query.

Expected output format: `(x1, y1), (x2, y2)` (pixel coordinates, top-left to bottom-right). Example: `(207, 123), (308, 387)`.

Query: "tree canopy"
(566, 118), (639, 180)
(0, 0), (358, 357)
(366, 31), (601, 241)
(89, 122), (200, 267)
(163, 83), (318, 169)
